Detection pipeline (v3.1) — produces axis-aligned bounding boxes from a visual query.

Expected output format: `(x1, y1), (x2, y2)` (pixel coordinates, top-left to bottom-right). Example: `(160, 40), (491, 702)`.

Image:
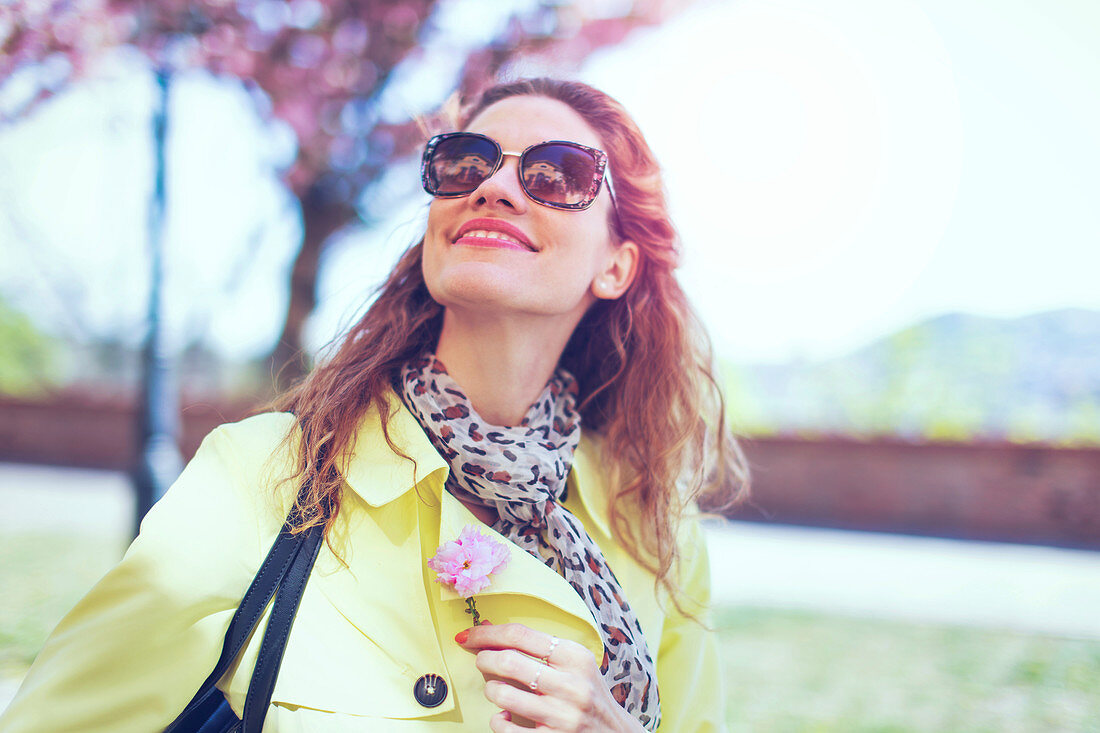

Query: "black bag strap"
(165, 484), (324, 732)
(241, 520), (324, 730)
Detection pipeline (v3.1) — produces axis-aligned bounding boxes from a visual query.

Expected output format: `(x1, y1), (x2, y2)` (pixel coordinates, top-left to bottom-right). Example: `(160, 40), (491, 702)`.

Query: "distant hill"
(723, 308), (1100, 445)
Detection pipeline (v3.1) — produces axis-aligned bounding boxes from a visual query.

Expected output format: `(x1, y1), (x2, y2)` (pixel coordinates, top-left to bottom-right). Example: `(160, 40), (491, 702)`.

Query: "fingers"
(483, 678), (563, 728)
(457, 622), (587, 669)
(475, 649), (559, 695)
(489, 709), (524, 733)
(457, 622), (602, 730)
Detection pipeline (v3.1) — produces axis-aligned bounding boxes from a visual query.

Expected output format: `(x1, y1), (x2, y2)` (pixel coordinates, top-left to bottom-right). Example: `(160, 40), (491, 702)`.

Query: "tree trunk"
(268, 190), (352, 392)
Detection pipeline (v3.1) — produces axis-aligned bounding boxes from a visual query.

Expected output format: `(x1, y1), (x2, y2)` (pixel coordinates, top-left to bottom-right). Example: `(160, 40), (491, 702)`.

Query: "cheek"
(561, 215), (614, 272)
(420, 244), (448, 305)
(422, 201), (455, 280)
(425, 201), (449, 246)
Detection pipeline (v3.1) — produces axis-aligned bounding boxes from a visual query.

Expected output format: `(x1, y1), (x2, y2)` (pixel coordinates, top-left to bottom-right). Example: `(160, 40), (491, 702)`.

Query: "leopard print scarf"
(398, 354), (660, 730)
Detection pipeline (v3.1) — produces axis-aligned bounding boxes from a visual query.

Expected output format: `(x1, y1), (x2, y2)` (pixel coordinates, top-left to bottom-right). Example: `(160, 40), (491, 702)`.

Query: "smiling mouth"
(454, 218), (536, 252)
(454, 230), (532, 251)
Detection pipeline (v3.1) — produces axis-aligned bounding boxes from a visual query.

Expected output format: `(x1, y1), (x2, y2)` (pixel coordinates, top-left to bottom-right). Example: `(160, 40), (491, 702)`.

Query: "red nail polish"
(454, 629), (469, 644)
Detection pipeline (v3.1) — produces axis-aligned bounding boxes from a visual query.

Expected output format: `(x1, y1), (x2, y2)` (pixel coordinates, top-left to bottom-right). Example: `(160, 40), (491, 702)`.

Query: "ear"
(591, 240), (639, 300)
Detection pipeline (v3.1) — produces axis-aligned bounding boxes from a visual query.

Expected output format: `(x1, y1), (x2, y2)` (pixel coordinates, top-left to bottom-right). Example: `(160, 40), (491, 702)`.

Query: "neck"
(434, 308), (580, 426)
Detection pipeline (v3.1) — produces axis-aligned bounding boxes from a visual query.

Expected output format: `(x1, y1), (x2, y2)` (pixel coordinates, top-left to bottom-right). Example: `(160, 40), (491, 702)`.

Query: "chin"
(426, 263), (526, 310)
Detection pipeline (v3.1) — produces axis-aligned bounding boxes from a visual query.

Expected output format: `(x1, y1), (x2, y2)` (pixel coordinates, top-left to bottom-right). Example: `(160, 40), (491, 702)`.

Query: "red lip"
(455, 218), (536, 251)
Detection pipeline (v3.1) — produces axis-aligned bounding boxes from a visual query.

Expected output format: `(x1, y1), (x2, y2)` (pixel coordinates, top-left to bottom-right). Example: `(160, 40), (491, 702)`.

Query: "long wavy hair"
(273, 78), (750, 610)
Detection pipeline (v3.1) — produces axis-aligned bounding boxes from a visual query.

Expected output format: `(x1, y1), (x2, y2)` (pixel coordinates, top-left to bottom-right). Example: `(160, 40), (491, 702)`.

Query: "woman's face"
(422, 95), (635, 329)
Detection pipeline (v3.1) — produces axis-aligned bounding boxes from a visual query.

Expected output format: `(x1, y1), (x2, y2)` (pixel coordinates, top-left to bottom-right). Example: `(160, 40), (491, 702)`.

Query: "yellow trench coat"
(1, 394), (727, 732)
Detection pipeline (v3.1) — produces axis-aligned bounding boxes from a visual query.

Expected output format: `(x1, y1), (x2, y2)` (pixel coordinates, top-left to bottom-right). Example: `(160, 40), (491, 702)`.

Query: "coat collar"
(341, 389), (612, 538)
(341, 389), (449, 506)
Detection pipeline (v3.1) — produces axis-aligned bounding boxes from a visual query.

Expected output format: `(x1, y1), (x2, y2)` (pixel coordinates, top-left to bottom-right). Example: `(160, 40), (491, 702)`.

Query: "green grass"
(3, 532), (1099, 731)
(715, 607), (1100, 732)
(0, 532), (127, 678)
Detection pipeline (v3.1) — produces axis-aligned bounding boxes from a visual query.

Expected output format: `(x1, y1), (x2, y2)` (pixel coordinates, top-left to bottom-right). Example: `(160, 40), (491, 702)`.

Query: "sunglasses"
(421, 132), (615, 211)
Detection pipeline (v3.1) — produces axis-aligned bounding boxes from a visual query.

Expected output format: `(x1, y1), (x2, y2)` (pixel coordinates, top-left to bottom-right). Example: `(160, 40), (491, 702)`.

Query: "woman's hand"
(456, 622), (645, 732)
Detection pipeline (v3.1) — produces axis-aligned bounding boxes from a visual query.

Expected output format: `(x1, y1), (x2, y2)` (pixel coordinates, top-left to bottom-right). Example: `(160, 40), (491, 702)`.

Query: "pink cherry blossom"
(428, 524), (510, 598)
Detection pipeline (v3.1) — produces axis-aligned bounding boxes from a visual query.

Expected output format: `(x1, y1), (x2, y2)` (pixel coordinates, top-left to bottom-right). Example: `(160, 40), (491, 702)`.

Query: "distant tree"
(0, 294), (58, 395)
(2, 0), (690, 389)
(1065, 399), (1100, 445)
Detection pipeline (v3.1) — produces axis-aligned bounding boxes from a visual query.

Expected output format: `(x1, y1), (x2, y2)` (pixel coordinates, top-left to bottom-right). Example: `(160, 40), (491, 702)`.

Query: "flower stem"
(465, 597), (481, 626)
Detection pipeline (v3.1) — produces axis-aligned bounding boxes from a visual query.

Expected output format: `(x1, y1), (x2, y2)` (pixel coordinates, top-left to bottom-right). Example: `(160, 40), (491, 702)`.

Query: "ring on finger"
(541, 635), (560, 665)
(529, 665), (544, 692)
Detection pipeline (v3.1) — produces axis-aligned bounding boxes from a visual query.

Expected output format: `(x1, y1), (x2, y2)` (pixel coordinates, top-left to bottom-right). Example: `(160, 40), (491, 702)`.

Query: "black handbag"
(164, 488), (325, 733)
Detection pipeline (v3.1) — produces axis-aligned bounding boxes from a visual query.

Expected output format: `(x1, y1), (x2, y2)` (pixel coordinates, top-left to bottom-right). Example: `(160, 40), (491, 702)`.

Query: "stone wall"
(727, 434), (1100, 549)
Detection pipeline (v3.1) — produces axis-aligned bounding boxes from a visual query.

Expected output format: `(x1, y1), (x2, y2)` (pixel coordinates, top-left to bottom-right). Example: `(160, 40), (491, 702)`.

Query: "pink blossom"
(428, 525), (510, 598)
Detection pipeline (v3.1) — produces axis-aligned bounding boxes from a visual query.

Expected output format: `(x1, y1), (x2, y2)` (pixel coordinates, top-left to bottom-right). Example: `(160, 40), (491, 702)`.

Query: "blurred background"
(1, 0), (1098, 729)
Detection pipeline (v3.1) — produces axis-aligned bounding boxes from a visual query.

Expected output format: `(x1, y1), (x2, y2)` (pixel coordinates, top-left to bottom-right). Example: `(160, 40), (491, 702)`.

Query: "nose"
(469, 153), (529, 213)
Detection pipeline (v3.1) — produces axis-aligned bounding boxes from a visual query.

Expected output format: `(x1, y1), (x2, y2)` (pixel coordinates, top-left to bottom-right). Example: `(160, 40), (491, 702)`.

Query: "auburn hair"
(273, 78), (749, 612)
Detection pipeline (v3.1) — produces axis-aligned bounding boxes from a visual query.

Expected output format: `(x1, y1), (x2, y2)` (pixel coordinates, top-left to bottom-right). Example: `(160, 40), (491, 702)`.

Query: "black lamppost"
(132, 65), (182, 535)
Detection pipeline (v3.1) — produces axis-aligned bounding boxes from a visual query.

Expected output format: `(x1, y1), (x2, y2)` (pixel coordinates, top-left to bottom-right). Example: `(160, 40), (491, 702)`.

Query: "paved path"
(705, 519), (1100, 639)
(0, 462), (134, 535)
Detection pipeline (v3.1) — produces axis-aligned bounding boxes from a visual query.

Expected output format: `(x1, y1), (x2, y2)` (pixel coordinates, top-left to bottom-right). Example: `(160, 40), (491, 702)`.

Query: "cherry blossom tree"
(1, 0), (689, 386)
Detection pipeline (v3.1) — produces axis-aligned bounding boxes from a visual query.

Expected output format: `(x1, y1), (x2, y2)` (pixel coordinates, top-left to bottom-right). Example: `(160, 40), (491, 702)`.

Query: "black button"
(413, 673), (448, 708)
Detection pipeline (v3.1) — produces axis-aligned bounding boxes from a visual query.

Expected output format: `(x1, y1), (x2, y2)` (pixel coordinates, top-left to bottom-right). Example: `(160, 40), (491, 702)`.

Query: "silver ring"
(541, 636), (560, 665)
(529, 665), (543, 692)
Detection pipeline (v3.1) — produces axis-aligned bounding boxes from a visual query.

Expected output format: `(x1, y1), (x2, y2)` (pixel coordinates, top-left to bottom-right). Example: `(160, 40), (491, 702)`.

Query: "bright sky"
(579, 0), (1100, 361)
(1, 0), (1097, 364)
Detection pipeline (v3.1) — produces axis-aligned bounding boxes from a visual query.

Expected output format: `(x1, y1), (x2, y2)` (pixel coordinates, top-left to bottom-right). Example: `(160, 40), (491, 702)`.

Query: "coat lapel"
(268, 393), (449, 712)
(331, 389), (606, 660)
(434, 486), (604, 659)
(340, 390), (449, 505)
(272, 487), (453, 717)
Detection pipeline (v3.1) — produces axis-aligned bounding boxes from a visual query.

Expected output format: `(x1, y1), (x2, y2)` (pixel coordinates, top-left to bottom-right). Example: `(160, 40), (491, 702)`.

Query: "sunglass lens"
(521, 144), (598, 207)
(428, 135), (499, 195)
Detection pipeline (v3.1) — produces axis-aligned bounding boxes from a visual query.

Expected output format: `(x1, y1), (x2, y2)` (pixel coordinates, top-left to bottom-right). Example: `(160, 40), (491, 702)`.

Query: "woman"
(0, 78), (747, 732)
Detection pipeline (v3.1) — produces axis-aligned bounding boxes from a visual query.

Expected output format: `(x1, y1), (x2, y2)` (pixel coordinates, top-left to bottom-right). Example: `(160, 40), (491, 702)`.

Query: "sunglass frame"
(420, 132), (610, 211)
